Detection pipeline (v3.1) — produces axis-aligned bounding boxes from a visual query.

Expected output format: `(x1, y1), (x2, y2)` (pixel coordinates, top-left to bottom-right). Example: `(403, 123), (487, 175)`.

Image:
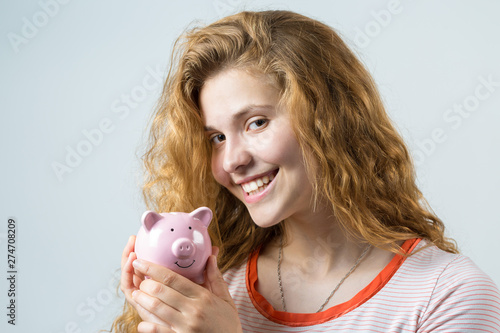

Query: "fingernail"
(132, 259), (145, 270)
(132, 290), (138, 299)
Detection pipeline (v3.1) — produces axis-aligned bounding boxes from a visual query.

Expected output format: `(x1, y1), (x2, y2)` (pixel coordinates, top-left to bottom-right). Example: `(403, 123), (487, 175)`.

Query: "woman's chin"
(247, 212), (281, 229)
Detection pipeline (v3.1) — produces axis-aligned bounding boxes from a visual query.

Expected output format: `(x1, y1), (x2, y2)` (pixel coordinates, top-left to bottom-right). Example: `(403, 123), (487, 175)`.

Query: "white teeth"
(242, 183), (252, 192)
(249, 181), (258, 191)
(241, 172), (277, 196)
(248, 187), (265, 196)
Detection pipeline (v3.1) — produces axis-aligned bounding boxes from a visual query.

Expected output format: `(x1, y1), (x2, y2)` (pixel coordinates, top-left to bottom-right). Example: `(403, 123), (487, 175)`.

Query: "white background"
(1, 0), (499, 332)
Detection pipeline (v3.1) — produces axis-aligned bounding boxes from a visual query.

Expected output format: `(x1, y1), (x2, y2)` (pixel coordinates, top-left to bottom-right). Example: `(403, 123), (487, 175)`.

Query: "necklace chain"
(277, 235), (371, 313)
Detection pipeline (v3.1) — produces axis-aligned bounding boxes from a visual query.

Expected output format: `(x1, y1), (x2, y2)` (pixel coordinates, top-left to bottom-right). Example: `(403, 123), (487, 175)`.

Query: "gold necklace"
(277, 235), (371, 312)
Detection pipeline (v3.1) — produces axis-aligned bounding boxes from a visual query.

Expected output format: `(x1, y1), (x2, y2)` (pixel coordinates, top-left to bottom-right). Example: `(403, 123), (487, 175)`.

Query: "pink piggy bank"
(135, 207), (213, 284)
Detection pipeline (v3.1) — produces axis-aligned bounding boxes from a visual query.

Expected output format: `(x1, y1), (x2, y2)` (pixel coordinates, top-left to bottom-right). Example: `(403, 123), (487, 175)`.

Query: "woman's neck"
(281, 211), (368, 276)
(257, 207), (397, 313)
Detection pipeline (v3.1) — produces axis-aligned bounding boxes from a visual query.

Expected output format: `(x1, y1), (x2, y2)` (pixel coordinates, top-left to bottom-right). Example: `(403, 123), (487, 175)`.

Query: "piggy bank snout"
(172, 238), (196, 259)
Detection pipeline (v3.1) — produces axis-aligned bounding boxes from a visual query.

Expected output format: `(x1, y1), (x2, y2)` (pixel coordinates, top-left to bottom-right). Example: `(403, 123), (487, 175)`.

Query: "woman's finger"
(132, 289), (181, 326)
(121, 252), (138, 299)
(205, 255), (234, 304)
(212, 246), (220, 258)
(133, 270), (144, 289)
(121, 235), (136, 270)
(134, 301), (170, 327)
(122, 254), (172, 325)
(137, 321), (175, 333)
(139, 278), (188, 313)
(121, 252), (147, 303)
(121, 254), (166, 324)
(132, 259), (201, 298)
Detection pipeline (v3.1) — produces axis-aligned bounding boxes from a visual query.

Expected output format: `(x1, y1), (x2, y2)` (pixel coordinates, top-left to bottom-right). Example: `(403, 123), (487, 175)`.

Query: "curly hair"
(111, 10), (457, 332)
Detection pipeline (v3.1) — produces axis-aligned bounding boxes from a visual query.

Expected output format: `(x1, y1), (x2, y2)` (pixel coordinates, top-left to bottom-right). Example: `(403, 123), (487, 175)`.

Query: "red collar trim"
(246, 238), (421, 327)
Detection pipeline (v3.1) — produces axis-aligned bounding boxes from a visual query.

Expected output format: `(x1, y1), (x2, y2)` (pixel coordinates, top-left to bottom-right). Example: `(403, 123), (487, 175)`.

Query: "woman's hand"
(130, 249), (242, 333)
(120, 235), (139, 303)
(120, 236), (150, 316)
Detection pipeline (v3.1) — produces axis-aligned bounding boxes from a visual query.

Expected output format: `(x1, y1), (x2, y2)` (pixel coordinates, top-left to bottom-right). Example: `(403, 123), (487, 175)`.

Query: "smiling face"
(200, 68), (315, 228)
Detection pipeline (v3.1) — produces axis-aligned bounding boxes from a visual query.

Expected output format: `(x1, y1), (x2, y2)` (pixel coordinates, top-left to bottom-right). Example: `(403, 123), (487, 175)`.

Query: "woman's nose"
(223, 137), (252, 173)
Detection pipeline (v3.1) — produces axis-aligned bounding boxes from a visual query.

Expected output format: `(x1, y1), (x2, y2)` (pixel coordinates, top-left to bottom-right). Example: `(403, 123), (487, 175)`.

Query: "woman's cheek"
(211, 154), (229, 187)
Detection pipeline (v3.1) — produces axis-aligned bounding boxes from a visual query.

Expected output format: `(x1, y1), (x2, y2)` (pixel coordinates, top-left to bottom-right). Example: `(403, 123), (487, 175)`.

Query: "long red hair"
(110, 10), (457, 332)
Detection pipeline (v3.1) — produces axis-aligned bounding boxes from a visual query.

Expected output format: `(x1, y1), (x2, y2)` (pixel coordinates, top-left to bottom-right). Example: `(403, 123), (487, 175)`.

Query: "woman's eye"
(248, 119), (268, 130)
(210, 134), (226, 145)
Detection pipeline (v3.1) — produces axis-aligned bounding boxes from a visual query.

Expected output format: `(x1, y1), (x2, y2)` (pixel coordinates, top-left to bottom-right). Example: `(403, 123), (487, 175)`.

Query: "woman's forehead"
(199, 68), (281, 118)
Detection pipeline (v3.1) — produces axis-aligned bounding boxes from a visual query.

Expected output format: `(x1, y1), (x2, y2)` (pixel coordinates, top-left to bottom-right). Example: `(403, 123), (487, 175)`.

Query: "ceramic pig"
(135, 207), (213, 284)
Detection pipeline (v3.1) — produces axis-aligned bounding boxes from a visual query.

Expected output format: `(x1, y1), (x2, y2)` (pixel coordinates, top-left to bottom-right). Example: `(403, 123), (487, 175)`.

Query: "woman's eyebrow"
(204, 104), (274, 132)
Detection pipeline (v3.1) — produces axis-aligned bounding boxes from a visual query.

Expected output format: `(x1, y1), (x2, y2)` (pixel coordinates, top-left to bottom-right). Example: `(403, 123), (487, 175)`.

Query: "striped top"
(223, 239), (500, 332)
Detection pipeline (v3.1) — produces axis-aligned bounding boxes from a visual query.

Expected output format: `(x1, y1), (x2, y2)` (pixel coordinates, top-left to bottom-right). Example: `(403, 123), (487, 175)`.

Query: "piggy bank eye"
(170, 228), (174, 232)
(189, 226), (192, 230)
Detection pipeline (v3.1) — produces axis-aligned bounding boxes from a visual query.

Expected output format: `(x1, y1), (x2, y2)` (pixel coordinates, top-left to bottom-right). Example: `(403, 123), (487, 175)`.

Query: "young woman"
(112, 10), (500, 332)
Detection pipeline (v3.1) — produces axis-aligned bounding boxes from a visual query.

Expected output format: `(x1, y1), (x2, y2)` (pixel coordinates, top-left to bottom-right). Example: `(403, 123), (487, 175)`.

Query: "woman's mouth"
(241, 169), (278, 197)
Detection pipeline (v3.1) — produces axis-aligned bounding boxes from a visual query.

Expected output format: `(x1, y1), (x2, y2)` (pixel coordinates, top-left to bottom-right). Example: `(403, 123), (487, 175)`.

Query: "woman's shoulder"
(400, 239), (498, 294)
(407, 239), (494, 283)
(400, 240), (500, 329)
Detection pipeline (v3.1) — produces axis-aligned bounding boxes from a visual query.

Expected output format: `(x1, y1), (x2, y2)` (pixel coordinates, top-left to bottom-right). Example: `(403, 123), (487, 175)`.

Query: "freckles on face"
(200, 67), (281, 182)
(199, 67), (315, 227)
(211, 151), (230, 188)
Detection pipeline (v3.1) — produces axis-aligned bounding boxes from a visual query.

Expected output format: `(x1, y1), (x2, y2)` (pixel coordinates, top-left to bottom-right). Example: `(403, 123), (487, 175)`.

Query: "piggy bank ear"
(189, 207), (212, 227)
(141, 211), (163, 231)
